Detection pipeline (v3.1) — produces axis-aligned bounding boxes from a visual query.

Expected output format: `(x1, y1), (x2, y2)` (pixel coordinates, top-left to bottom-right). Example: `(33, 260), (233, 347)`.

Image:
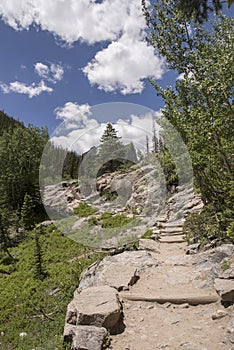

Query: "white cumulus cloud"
(83, 36), (165, 94)
(35, 62), (64, 83)
(52, 102), (161, 154)
(0, 80), (53, 98)
(0, 0), (165, 95)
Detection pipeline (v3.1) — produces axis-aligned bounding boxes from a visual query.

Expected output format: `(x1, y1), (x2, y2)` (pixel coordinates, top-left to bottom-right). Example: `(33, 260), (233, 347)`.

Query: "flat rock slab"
(120, 292), (219, 305)
(78, 251), (158, 292)
(63, 324), (107, 350)
(102, 263), (139, 291)
(67, 285), (121, 331)
(159, 235), (185, 243)
(214, 278), (234, 302)
(138, 239), (160, 252)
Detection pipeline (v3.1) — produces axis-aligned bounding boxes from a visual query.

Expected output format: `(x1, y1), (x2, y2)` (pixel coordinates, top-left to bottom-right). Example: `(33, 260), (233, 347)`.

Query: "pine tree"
(21, 194), (35, 231)
(0, 210), (14, 259)
(146, 135), (149, 156)
(99, 123), (123, 156)
(33, 230), (45, 280)
(98, 123), (125, 174)
(152, 125), (159, 154)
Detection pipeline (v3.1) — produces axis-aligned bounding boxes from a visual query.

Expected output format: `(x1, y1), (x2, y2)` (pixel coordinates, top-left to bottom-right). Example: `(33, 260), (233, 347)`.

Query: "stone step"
(160, 227), (183, 234)
(160, 231), (184, 237)
(159, 222), (184, 229)
(158, 236), (186, 243)
(120, 293), (219, 306)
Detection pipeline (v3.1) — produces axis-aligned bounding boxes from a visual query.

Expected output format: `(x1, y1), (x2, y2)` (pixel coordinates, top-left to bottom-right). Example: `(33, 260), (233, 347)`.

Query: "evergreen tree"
(99, 123), (123, 157)
(0, 210), (14, 259)
(146, 135), (150, 156)
(176, 0), (233, 23)
(98, 123), (125, 174)
(33, 231), (45, 280)
(152, 125), (159, 153)
(21, 194), (35, 231)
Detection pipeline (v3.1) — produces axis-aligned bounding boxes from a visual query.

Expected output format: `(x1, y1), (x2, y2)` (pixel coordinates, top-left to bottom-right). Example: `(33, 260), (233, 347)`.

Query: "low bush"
(141, 229), (154, 239)
(73, 202), (97, 217)
(183, 205), (222, 244)
(101, 214), (135, 229)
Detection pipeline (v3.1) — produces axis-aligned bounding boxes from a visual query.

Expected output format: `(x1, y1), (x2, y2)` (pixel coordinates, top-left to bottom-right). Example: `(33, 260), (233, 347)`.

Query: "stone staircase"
(62, 185), (234, 350)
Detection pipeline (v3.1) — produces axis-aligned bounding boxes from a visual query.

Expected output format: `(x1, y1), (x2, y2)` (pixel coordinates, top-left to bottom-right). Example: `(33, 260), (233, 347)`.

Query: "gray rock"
(78, 251), (158, 292)
(138, 239), (160, 252)
(67, 285), (121, 331)
(63, 324), (107, 350)
(214, 278), (234, 302)
(35, 220), (54, 229)
(211, 309), (228, 320)
(186, 243), (201, 255)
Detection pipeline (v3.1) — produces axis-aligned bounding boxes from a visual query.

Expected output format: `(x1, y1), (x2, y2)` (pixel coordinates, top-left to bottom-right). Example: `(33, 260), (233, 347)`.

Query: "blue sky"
(0, 0), (176, 135)
(0, 0), (232, 152)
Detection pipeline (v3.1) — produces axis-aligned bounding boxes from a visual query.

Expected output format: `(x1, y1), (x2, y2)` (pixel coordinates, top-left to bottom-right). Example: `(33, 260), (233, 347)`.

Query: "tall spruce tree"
(33, 230), (45, 280)
(21, 194), (35, 231)
(0, 210), (14, 259)
(98, 123), (125, 174)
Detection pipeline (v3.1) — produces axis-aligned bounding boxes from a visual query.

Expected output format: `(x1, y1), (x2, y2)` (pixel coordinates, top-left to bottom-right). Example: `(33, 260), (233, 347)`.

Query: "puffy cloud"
(0, 0), (165, 95)
(35, 62), (64, 82)
(55, 102), (92, 123)
(0, 80), (53, 98)
(0, 0), (145, 44)
(83, 36), (165, 94)
(52, 102), (161, 154)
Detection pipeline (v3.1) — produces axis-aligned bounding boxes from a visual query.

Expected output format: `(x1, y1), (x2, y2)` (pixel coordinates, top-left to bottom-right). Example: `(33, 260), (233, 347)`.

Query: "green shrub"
(183, 205), (222, 244)
(101, 214), (134, 229)
(101, 192), (118, 202)
(227, 222), (234, 242)
(73, 202), (97, 217)
(88, 216), (99, 226)
(131, 208), (139, 215)
(141, 229), (154, 239)
(100, 212), (113, 220)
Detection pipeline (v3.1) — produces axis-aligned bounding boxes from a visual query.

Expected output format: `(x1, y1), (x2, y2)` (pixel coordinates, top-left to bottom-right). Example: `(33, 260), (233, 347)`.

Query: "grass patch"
(141, 229), (154, 239)
(0, 227), (104, 349)
(73, 202), (97, 217)
(100, 212), (113, 220)
(101, 214), (135, 229)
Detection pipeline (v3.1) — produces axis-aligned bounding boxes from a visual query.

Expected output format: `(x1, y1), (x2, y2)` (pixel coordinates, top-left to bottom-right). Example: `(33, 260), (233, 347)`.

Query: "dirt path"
(110, 240), (233, 350)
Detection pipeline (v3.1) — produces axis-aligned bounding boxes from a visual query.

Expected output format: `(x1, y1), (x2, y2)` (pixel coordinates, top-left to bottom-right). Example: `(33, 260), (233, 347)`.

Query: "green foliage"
(98, 123), (133, 176)
(101, 192), (118, 202)
(144, 3), (234, 240)
(175, 0), (233, 23)
(100, 212), (113, 220)
(221, 259), (230, 271)
(227, 222), (234, 242)
(141, 229), (154, 239)
(101, 214), (135, 229)
(33, 231), (46, 280)
(21, 194), (35, 231)
(0, 227), (104, 349)
(183, 205), (222, 244)
(0, 209), (14, 259)
(0, 119), (48, 214)
(131, 208), (139, 215)
(157, 147), (178, 190)
(88, 216), (99, 226)
(73, 202), (97, 217)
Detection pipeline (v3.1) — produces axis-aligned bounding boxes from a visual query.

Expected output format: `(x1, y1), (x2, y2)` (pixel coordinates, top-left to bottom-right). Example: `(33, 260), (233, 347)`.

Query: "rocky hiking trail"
(60, 179), (234, 350)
